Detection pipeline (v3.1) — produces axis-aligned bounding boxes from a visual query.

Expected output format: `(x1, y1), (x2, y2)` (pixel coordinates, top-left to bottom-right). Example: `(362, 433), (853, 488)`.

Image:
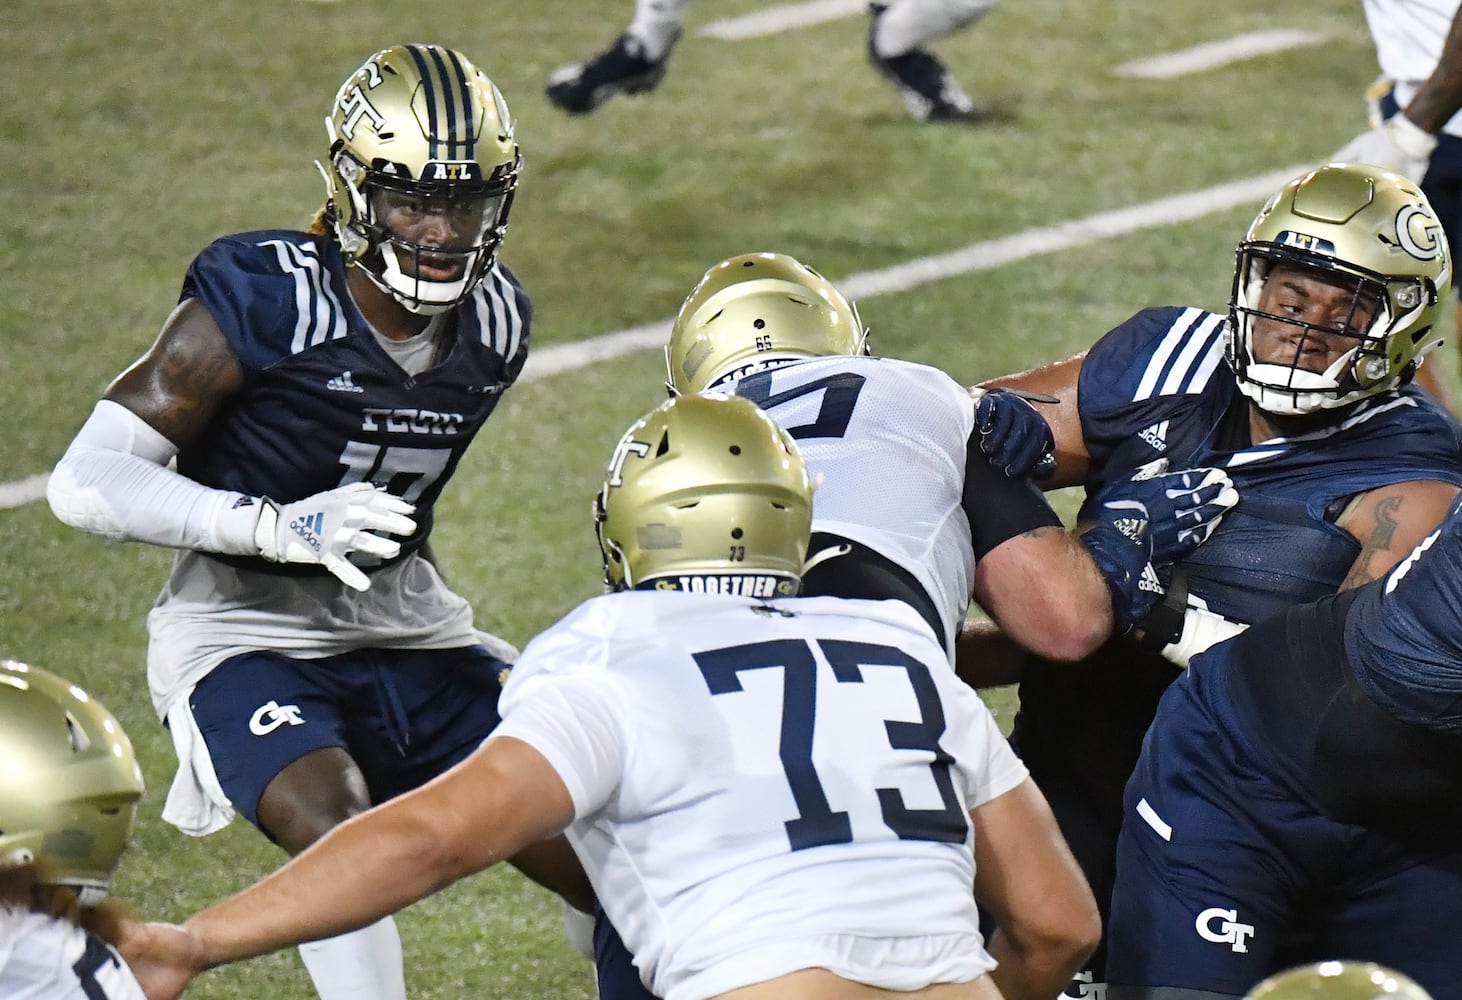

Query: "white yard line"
(698, 0), (866, 41)
(0, 165), (1308, 510)
(1113, 30), (1326, 80)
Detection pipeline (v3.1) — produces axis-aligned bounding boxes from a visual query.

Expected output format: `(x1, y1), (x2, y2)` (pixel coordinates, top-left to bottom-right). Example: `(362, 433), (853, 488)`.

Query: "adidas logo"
(327, 371), (364, 393)
(1138, 563), (1165, 594)
(1112, 517), (1148, 544)
(288, 512), (325, 554)
(1138, 420), (1168, 451)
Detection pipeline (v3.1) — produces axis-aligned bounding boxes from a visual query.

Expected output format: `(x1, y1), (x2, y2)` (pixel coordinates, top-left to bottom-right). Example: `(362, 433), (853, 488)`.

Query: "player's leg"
(868, 0), (994, 122)
(1104, 686), (1309, 998)
(190, 650), (407, 1000)
(546, 0), (690, 114)
(1316, 840), (1462, 1000)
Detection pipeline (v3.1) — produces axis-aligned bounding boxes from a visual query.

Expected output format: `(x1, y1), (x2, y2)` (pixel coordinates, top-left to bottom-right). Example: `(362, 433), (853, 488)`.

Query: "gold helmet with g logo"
(1228, 163), (1451, 414)
(319, 44), (522, 315)
(0, 660), (144, 904)
(666, 252), (868, 395)
(1246, 962), (1434, 1000)
(595, 394), (813, 594)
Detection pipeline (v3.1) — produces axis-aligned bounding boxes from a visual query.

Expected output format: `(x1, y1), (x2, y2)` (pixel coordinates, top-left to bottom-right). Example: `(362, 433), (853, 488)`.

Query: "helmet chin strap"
(1239, 355), (1358, 415)
(371, 243), (480, 316)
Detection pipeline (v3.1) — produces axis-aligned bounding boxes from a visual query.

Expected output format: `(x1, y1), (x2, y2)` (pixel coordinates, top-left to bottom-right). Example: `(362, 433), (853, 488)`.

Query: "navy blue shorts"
(1105, 666), (1462, 999)
(189, 644), (507, 829)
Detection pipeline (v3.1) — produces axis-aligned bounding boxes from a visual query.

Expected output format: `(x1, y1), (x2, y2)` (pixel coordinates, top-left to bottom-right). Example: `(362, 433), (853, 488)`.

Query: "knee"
(257, 752), (373, 854)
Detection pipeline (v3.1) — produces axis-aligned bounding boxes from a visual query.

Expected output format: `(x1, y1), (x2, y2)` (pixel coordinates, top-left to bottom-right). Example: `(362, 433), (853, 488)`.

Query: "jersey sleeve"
(489, 262), (533, 385)
(941, 683), (1029, 808)
(491, 672), (629, 819)
(180, 231), (347, 371)
(1079, 306), (1230, 470)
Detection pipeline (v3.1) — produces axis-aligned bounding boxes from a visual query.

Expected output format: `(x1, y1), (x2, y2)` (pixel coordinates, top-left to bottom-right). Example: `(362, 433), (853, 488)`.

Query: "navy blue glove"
(1081, 460), (1238, 631)
(974, 388), (1056, 480)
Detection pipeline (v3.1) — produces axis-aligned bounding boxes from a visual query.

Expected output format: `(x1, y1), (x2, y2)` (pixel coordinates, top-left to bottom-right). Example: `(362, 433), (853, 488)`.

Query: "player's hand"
(117, 920), (203, 1000)
(1079, 461), (1237, 631)
(254, 482), (418, 592)
(973, 388), (1057, 480)
(1117, 459), (1238, 564)
(1333, 113), (1437, 184)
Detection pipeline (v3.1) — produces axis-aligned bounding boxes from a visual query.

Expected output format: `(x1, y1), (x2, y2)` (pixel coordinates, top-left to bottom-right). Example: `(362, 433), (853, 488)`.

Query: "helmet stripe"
(402, 45), (473, 164)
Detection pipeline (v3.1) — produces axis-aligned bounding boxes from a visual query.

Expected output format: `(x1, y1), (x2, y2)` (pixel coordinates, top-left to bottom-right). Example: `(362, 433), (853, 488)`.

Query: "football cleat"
(545, 31), (680, 114)
(867, 4), (981, 122)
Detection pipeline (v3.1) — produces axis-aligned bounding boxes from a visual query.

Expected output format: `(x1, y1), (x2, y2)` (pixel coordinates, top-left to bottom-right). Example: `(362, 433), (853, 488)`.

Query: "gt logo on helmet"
(1396, 204), (1444, 262)
(338, 84), (386, 141)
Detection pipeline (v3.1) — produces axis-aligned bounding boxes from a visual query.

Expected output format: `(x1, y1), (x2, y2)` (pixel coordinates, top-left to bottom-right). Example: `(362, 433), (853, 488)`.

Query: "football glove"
(1080, 461), (1238, 631)
(254, 482), (418, 592)
(973, 387), (1057, 480)
(1333, 112), (1437, 185)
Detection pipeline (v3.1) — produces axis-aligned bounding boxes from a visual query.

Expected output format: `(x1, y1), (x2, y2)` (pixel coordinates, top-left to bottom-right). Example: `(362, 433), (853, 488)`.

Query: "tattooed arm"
(1336, 480), (1462, 589)
(45, 299), (264, 553)
(105, 298), (246, 445)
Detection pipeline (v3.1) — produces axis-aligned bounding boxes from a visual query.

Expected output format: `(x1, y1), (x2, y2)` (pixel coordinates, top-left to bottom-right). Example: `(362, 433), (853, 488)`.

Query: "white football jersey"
(494, 590), (1028, 1000)
(1362, 0), (1462, 136)
(718, 355), (979, 652)
(0, 907), (146, 1000)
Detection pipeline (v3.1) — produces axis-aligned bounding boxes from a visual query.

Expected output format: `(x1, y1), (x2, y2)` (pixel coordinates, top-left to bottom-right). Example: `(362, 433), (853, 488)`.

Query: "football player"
(963, 162), (1462, 997)
(1106, 495), (1462, 995)
(1246, 962), (1435, 1000)
(545, 0), (995, 122)
(1334, 0), (1462, 406)
(119, 393), (1101, 1000)
(0, 659), (147, 1000)
(44, 44), (583, 1000)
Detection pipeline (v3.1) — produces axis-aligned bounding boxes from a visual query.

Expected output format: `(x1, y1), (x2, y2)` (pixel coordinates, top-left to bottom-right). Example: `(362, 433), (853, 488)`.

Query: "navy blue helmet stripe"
(438, 47), (476, 160)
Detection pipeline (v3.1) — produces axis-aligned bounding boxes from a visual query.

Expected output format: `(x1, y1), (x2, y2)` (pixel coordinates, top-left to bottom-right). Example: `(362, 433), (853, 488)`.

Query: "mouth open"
(412, 252), (467, 281)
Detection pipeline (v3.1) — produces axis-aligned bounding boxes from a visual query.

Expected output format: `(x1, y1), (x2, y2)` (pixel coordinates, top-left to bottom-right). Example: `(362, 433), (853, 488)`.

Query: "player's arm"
(953, 618), (1031, 689)
(1336, 479), (1461, 589)
(964, 443), (1114, 662)
(122, 736), (575, 1000)
(978, 351), (1090, 488)
(972, 778), (1100, 1000)
(47, 299), (416, 590)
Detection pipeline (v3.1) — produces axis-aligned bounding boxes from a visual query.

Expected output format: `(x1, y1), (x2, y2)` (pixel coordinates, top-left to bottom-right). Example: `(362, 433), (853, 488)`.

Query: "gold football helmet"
(319, 44), (522, 315)
(1246, 962), (1434, 1000)
(0, 660), (144, 904)
(666, 252), (868, 395)
(595, 394), (813, 594)
(1229, 163), (1451, 414)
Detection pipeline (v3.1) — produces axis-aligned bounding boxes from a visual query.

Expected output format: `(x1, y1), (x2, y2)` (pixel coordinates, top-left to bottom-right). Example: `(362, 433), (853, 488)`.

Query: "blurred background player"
(0, 659), (148, 999)
(545, 0), (996, 122)
(1105, 494), (1462, 995)
(960, 162), (1462, 997)
(1246, 962), (1436, 1000)
(119, 393), (1101, 1000)
(1334, 0), (1462, 407)
(43, 43), (588, 1000)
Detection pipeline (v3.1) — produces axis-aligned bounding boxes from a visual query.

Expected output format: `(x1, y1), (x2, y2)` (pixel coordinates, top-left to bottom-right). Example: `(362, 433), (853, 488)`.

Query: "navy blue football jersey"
(1012, 305), (1462, 825)
(174, 230), (531, 576)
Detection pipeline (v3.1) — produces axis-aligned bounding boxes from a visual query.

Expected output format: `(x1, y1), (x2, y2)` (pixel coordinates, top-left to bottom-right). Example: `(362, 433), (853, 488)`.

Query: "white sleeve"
(953, 692), (1029, 809)
(490, 674), (628, 819)
(46, 400), (261, 554)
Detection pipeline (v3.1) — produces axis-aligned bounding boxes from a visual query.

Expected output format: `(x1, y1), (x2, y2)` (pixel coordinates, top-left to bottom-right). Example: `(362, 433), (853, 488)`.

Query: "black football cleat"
(545, 31), (680, 114)
(867, 4), (981, 122)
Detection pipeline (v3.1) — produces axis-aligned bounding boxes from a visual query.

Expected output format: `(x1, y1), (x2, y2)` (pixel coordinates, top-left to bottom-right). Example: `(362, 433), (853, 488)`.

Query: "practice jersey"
(494, 591), (1026, 1000)
(1362, 0), (1462, 138)
(0, 908), (145, 1000)
(178, 229), (531, 574)
(1013, 306), (1462, 820)
(724, 356), (980, 652)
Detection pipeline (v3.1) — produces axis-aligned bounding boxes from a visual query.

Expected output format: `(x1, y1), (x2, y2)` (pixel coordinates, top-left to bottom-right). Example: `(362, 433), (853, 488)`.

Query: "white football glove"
(1333, 113), (1437, 184)
(254, 482), (418, 592)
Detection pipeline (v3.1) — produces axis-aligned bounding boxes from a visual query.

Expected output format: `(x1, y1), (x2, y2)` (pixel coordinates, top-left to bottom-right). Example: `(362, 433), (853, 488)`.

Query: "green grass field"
(2, 0), (1453, 996)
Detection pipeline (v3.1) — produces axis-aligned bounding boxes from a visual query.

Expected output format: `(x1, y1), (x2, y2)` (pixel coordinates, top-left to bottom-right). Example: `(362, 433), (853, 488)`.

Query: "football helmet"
(319, 44), (522, 315)
(666, 252), (869, 395)
(1246, 962), (1433, 1000)
(594, 394), (813, 593)
(0, 660), (144, 904)
(1228, 163), (1451, 415)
